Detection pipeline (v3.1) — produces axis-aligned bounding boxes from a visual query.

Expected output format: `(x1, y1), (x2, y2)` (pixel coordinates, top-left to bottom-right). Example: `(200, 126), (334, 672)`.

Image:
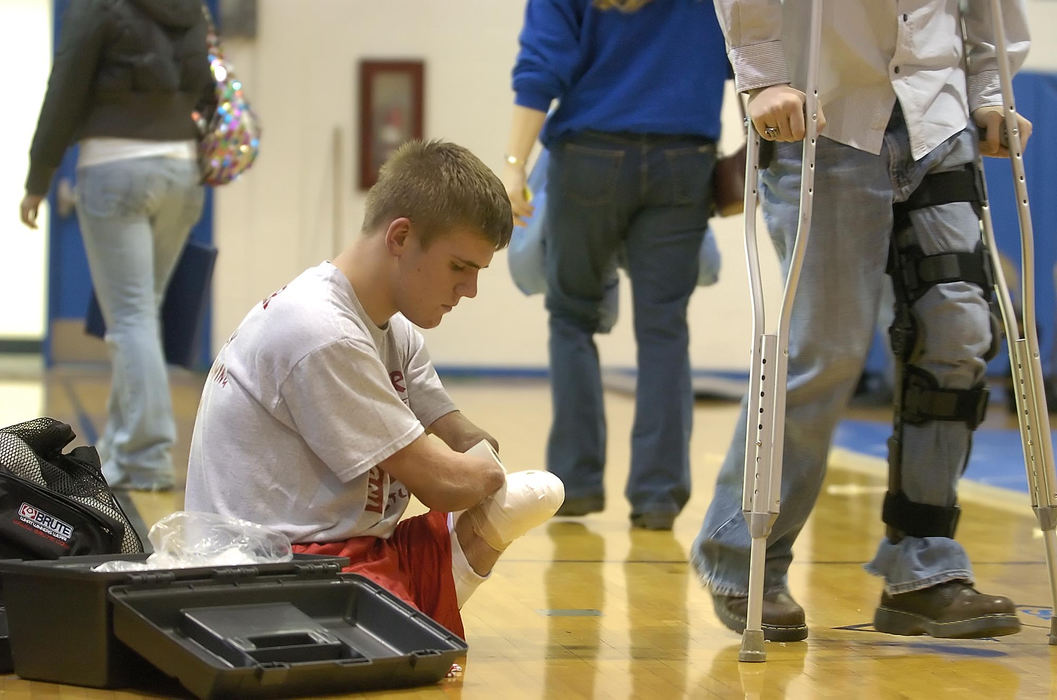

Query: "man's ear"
(384, 217), (413, 256)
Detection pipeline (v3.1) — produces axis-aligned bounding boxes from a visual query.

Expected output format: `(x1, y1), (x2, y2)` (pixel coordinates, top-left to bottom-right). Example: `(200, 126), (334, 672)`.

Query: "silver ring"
(764, 126), (779, 139)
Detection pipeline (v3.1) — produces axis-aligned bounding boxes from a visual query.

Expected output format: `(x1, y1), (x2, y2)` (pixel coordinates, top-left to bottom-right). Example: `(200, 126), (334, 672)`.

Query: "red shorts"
(291, 510), (464, 639)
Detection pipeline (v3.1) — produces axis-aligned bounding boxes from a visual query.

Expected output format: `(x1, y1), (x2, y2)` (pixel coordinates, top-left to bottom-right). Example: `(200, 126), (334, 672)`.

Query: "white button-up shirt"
(713, 0), (1030, 159)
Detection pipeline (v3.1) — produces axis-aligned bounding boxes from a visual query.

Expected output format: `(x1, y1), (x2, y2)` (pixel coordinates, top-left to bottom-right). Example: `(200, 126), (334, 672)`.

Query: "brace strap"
(903, 367), (989, 429)
(893, 164), (985, 229)
(890, 164), (991, 303)
(890, 243), (994, 306)
(882, 490), (961, 539)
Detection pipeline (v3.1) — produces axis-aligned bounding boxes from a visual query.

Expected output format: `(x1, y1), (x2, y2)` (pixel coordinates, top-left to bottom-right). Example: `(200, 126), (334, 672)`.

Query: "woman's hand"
(502, 162), (533, 228)
(20, 193), (44, 229)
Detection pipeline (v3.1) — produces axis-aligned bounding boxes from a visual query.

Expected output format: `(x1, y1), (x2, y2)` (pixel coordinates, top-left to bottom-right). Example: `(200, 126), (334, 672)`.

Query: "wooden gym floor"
(0, 355), (1054, 699)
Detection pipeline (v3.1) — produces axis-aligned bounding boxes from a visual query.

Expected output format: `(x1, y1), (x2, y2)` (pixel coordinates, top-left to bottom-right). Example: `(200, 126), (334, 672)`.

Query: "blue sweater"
(512, 0), (729, 147)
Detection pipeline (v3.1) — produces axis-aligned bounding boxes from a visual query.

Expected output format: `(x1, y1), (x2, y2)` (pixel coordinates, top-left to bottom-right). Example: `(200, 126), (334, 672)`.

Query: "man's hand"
(973, 105), (1032, 158)
(502, 162), (533, 228)
(747, 84), (827, 142)
(20, 193), (44, 229)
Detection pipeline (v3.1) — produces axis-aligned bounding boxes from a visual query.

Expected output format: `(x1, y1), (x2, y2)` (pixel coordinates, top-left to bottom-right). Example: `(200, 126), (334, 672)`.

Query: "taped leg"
(464, 469), (566, 552)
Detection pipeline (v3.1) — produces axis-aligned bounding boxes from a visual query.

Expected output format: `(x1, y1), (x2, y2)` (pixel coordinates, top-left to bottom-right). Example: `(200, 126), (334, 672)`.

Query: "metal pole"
(978, 0), (1057, 645)
(739, 0), (823, 663)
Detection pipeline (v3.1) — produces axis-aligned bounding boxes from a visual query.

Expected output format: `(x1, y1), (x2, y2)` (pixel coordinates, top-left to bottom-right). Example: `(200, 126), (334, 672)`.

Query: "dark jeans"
(544, 130), (715, 515)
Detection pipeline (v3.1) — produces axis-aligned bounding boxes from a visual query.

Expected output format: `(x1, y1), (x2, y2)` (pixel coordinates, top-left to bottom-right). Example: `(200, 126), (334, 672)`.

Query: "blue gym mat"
(833, 419), (1055, 494)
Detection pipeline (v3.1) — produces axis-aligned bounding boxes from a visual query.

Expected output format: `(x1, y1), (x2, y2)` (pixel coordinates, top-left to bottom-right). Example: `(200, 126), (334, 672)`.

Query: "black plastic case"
(0, 553), (467, 697)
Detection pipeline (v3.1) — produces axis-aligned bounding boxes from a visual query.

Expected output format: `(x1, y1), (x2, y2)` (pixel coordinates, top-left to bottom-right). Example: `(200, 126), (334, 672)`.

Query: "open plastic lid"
(109, 572), (466, 699)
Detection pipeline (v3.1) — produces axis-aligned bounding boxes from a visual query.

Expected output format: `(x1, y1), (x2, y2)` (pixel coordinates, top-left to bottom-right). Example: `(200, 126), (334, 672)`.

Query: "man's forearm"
(427, 410), (498, 454)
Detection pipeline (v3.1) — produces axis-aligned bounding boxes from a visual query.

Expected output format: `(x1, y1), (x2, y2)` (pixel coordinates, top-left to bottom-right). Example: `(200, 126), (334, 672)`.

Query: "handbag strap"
(201, 4), (223, 61)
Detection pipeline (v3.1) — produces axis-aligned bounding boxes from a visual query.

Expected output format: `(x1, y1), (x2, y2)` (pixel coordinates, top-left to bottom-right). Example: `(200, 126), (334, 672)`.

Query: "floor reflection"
(543, 520), (605, 697)
(625, 527), (689, 698)
(692, 641), (807, 697)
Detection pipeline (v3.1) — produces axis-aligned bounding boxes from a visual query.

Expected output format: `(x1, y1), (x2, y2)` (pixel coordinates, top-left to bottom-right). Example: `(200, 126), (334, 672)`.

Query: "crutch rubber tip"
(738, 630), (766, 662)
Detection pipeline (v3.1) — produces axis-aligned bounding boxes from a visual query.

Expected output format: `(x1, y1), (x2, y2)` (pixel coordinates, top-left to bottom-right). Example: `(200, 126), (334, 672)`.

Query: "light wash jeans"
(692, 107), (989, 596)
(544, 130), (715, 516)
(76, 156), (204, 489)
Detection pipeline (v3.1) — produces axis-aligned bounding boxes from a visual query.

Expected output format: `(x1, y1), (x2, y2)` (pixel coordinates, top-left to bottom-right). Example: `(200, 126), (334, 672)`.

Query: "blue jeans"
(692, 108), (988, 596)
(76, 156), (204, 489)
(544, 130), (715, 516)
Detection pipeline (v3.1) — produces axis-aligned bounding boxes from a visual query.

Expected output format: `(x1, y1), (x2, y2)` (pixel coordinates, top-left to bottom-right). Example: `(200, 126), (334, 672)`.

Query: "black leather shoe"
(712, 590), (808, 642)
(874, 580), (1021, 638)
(555, 493), (605, 517)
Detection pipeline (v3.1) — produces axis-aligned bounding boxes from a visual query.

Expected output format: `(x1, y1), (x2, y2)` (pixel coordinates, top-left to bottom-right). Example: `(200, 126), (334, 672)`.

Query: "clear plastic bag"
(92, 511), (292, 572)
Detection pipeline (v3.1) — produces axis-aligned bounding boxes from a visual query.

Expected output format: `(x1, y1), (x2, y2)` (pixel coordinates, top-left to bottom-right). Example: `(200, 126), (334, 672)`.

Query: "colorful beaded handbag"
(192, 6), (261, 186)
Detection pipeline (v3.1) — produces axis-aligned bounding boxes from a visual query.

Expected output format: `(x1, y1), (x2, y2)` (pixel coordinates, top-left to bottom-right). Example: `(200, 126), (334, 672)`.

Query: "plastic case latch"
(211, 566), (261, 583)
(294, 561), (345, 578)
(256, 662), (291, 685)
(126, 571), (177, 587)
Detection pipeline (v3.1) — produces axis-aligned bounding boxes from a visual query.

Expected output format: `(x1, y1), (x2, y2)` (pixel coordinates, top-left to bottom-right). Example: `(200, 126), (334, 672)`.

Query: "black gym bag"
(0, 417), (142, 559)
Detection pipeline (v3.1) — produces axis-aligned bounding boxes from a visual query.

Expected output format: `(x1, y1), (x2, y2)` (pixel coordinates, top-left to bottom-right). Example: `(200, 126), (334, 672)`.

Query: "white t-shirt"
(184, 262), (457, 542)
(78, 137), (197, 168)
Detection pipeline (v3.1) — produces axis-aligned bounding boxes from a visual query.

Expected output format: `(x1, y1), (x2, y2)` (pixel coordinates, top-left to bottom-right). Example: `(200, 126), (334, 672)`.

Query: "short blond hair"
(362, 139), (512, 250)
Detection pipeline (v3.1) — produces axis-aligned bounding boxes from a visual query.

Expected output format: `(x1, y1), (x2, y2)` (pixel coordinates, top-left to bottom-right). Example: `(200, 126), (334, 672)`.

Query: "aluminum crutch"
(975, 0), (1057, 646)
(738, 0), (822, 663)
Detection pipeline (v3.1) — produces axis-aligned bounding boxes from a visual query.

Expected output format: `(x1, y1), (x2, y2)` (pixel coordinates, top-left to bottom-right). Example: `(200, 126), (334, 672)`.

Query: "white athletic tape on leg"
(467, 470), (565, 551)
(466, 438), (506, 472)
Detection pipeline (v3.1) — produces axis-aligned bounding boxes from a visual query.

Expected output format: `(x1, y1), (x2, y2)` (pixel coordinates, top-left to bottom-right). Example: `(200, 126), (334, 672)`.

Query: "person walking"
(20, 0), (215, 490)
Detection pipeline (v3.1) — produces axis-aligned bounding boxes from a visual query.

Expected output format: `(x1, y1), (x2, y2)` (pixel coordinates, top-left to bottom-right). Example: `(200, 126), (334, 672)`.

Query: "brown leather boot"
(712, 590), (808, 642)
(873, 580), (1021, 638)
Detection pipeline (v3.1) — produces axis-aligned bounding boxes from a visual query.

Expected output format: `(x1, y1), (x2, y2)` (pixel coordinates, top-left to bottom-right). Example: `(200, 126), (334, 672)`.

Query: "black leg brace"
(884, 164), (998, 541)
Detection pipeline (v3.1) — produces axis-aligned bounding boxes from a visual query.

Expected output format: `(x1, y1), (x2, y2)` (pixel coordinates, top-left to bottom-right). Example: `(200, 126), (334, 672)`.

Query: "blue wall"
(983, 71), (1057, 377)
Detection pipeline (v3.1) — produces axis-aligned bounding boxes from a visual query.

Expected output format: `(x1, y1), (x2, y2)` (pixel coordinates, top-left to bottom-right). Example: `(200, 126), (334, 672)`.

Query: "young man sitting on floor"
(185, 139), (565, 638)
